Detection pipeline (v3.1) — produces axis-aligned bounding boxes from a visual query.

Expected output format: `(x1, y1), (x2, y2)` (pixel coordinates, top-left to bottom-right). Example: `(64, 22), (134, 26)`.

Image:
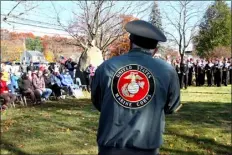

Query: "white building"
(20, 50), (46, 64)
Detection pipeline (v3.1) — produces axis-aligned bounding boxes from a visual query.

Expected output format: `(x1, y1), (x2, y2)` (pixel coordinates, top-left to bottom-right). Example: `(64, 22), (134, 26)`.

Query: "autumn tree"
(193, 0), (231, 58)
(109, 15), (138, 58)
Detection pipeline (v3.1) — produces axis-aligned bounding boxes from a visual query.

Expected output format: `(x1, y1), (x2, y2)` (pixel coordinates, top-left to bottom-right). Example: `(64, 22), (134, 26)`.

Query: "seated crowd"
(0, 65), (83, 111)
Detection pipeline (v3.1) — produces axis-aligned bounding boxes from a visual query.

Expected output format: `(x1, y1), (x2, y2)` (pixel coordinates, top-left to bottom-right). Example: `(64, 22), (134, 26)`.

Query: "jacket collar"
(128, 48), (153, 56)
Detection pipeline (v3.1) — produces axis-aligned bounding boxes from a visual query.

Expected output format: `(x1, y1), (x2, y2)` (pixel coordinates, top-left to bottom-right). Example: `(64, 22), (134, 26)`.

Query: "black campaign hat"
(125, 20), (167, 49)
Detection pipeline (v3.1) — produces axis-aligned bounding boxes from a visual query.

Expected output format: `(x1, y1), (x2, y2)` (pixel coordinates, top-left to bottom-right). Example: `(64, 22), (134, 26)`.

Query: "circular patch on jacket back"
(111, 64), (155, 109)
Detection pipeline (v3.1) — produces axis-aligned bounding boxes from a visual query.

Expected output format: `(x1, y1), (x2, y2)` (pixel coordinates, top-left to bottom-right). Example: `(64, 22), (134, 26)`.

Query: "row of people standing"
(171, 58), (232, 89)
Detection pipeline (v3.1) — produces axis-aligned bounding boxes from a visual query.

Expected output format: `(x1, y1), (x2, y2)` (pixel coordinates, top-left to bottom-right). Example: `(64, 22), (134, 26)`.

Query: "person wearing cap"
(91, 20), (181, 155)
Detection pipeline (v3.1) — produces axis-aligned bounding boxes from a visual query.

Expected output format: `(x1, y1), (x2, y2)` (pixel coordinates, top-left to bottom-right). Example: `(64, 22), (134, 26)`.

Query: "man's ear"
(152, 48), (158, 57)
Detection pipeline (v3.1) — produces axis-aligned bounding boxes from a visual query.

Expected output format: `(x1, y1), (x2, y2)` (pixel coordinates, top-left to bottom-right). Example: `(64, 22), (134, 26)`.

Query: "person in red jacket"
(0, 73), (16, 110)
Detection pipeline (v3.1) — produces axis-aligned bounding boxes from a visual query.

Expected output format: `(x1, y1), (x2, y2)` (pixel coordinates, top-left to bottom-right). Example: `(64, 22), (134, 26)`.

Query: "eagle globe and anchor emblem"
(121, 72), (145, 97)
(112, 65), (155, 109)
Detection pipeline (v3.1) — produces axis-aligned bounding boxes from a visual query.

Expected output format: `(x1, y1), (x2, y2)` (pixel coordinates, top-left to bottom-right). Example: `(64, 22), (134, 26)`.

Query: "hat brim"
(125, 20), (167, 42)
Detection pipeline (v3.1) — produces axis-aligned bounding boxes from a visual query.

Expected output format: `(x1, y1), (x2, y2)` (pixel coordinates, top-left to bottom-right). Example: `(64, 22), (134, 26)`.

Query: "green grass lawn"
(1, 86), (231, 155)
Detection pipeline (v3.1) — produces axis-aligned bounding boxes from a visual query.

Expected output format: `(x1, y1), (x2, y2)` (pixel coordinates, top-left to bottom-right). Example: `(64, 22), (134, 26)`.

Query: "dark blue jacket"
(91, 49), (181, 153)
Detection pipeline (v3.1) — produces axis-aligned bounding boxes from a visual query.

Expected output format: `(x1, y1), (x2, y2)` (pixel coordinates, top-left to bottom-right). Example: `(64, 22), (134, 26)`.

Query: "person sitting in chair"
(60, 69), (79, 96)
(50, 71), (64, 99)
(0, 72), (16, 111)
(32, 70), (52, 102)
(18, 73), (40, 104)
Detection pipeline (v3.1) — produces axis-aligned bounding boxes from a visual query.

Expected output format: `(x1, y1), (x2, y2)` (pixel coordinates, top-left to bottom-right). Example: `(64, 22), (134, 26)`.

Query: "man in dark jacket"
(205, 60), (213, 86)
(91, 20), (181, 155)
(187, 59), (194, 86)
(18, 73), (39, 104)
(27, 62), (34, 72)
(180, 59), (188, 89)
(222, 58), (229, 86)
(65, 58), (77, 79)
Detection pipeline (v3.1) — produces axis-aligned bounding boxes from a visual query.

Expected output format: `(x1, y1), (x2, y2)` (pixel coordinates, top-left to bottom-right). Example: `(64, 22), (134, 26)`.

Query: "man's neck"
(131, 44), (152, 54)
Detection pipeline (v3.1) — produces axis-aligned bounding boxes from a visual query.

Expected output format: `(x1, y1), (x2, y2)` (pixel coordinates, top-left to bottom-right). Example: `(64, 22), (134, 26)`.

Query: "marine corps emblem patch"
(111, 64), (155, 109)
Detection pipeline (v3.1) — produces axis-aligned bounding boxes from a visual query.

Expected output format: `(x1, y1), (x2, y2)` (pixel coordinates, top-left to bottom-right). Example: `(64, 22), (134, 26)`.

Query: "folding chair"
(0, 98), (15, 108)
(76, 77), (88, 91)
(15, 90), (27, 106)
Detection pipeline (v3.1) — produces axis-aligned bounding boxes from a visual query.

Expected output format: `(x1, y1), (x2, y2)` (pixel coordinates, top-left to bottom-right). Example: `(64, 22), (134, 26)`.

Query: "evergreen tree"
(26, 37), (43, 52)
(149, 1), (164, 54)
(193, 0), (231, 58)
(149, 1), (163, 32)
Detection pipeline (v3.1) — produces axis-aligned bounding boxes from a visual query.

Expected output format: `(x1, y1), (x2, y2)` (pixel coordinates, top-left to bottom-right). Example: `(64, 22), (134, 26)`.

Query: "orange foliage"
(10, 32), (35, 40)
(1, 40), (24, 61)
(109, 15), (139, 59)
(44, 50), (55, 62)
(1, 29), (83, 61)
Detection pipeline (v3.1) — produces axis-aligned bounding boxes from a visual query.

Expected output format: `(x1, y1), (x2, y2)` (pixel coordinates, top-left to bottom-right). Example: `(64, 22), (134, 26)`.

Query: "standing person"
(20, 62), (27, 73)
(175, 60), (182, 88)
(199, 60), (205, 86)
(214, 59), (222, 87)
(65, 58), (77, 79)
(194, 59), (201, 86)
(229, 60), (232, 85)
(212, 58), (217, 86)
(91, 20), (181, 155)
(86, 64), (96, 91)
(27, 61), (34, 72)
(205, 59), (214, 86)
(180, 59), (188, 89)
(187, 58), (194, 86)
(222, 58), (229, 86)
(48, 63), (55, 73)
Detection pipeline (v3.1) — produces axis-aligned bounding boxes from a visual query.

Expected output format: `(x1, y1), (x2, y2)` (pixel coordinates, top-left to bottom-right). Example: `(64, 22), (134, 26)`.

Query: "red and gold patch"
(111, 64), (155, 109)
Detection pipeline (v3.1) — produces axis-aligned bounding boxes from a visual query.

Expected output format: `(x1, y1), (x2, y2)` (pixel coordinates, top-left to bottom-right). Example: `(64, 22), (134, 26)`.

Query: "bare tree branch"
(53, 0), (147, 54)
(163, 1), (205, 62)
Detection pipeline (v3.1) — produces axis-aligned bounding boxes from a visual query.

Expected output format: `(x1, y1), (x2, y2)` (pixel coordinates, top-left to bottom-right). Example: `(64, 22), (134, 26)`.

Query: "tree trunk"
(180, 53), (184, 64)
